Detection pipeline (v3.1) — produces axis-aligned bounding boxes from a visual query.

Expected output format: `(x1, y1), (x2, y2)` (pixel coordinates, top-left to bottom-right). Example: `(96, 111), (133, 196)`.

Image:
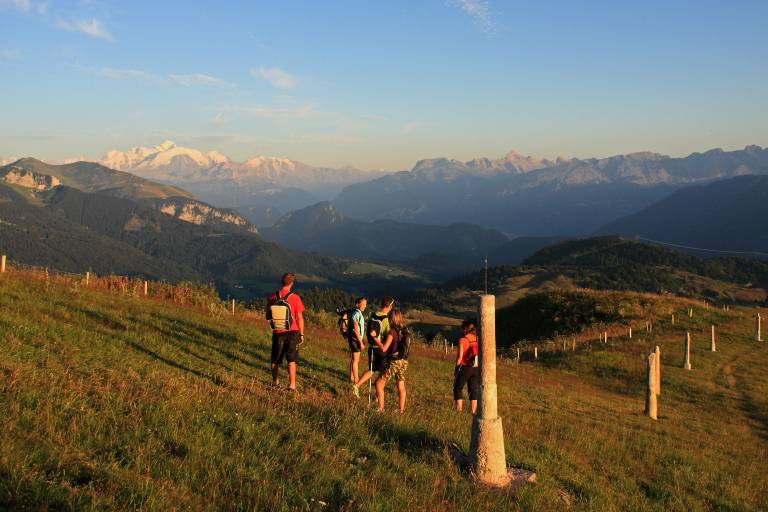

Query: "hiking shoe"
(352, 384), (360, 398)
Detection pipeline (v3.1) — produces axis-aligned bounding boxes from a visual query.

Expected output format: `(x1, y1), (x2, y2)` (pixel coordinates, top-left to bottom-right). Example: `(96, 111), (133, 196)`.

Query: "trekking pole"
(368, 354), (373, 405)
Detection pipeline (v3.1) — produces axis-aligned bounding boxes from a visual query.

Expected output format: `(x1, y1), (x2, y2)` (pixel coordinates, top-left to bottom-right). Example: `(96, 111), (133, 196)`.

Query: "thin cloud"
(454, 0), (494, 34)
(0, 48), (22, 60)
(0, 0), (31, 13)
(91, 67), (161, 82)
(56, 18), (113, 41)
(218, 104), (314, 119)
(88, 68), (234, 88)
(169, 73), (235, 88)
(252, 67), (299, 89)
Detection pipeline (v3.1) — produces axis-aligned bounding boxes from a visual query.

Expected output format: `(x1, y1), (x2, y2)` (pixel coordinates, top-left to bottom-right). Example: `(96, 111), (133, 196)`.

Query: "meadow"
(1, 272), (766, 511)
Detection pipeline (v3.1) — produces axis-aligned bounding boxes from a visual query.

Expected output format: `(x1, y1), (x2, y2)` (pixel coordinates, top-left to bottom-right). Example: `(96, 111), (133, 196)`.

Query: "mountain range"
(597, 174), (768, 257)
(0, 158), (258, 233)
(100, 141), (389, 225)
(0, 158), (432, 296)
(333, 145), (768, 236)
(262, 201), (566, 276)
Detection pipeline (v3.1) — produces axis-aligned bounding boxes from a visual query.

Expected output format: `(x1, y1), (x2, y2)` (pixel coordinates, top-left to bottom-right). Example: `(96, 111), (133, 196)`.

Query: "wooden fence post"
(756, 314), (762, 342)
(0, 255), (6, 273)
(683, 332), (692, 370)
(628, 327), (632, 340)
(144, 280), (149, 296)
(654, 346), (661, 396)
(710, 325), (716, 352)
(534, 346), (538, 360)
(645, 352), (658, 420)
(231, 299), (236, 315)
(671, 313), (675, 326)
(85, 271), (90, 285)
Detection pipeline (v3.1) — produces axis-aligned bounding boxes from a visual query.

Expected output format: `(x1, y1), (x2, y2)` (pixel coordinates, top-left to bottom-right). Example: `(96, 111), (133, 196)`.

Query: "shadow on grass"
(368, 417), (445, 464)
(735, 376), (768, 441)
(124, 340), (226, 387)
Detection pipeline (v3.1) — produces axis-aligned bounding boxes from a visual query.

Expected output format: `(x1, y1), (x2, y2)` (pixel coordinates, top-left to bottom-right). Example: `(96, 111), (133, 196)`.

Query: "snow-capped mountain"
(99, 141), (390, 226)
(101, 140), (231, 180)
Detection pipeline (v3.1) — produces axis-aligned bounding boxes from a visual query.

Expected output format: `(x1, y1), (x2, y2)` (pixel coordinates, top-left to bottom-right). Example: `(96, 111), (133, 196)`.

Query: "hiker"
(354, 296), (395, 399)
(375, 308), (411, 413)
(453, 319), (479, 413)
(266, 273), (305, 392)
(348, 296), (367, 386)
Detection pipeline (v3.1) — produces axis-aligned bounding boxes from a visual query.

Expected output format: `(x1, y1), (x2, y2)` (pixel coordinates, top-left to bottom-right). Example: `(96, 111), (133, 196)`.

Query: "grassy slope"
(1, 274), (767, 511)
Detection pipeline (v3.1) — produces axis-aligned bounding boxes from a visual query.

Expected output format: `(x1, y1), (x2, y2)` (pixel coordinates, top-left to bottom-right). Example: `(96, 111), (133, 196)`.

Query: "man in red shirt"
(266, 273), (305, 392)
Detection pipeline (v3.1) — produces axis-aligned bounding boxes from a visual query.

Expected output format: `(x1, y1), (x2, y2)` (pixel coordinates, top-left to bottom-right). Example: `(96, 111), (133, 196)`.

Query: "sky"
(1, 0), (767, 170)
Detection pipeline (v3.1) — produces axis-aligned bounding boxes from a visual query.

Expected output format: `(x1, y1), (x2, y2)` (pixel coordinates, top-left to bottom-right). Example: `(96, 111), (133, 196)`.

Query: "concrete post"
(534, 346), (538, 360)
(710, 325), (716, 352)
(757, 314), (762, 342)
(469, 295), (509, 486)
(654, 346), (661, 396)
(85, 271), (90, 286)
(683, 332), (692, 370)
(645, 352), (658, 420)
(604, 331), (608, 344)
(628, 327), (632, 339)
(689, 308), (693, 318)
(0, 255), (5, 273)
(231, 299), (236, 315)
(144, 280), (149, 296)
(516, 347), (520, 362)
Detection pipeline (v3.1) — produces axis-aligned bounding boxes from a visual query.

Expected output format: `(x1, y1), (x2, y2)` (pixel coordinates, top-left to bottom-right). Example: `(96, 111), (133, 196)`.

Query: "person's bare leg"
(288, 362), (297, 390)
(350, 352), (360, 383)
(357, 368), (373, 387)
(470, 399), (478, 414)
(271, 363), (279, 386)
(375, 378), (386, 411)
(397, 380), (406, 413)
(456, 399), (463, 412)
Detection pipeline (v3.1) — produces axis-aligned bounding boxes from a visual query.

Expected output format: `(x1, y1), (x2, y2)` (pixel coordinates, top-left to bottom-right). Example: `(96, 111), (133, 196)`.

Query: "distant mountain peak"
(156, 140), (176, 151)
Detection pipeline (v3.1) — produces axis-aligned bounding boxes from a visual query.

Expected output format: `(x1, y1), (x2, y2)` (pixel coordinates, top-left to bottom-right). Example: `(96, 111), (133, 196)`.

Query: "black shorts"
(271, 331), (301, 365)
(453, 365), (479, 401)
(367, 346), (387, 373)
(348, 336), (362, 354)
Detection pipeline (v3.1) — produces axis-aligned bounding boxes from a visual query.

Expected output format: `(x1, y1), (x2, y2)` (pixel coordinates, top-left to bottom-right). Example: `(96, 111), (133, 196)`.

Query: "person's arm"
(456, 339), (465, 366)
(297, 312), (305, 343)
(380, 332), (394, 352)
(353, 319), (365, 348)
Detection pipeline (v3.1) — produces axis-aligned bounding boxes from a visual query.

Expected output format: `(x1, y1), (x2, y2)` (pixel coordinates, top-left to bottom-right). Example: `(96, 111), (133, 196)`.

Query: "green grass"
(1, 274), (767, 510)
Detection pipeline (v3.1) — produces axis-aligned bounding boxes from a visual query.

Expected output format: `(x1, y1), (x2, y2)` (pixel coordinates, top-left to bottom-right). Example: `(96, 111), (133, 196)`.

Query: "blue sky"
(1, 0), (767, 169)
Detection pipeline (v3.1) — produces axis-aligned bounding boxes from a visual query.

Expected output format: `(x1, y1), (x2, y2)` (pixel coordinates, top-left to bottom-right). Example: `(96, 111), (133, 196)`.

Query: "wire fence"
(0, 254), (741, 363)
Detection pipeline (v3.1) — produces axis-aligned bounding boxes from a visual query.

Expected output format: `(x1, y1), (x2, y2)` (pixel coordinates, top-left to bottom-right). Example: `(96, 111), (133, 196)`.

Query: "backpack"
(367, 314), (385, 345)
(337, 308), (353, 338)
(266, 291), (293, 331)
(395, 326), (412, 360)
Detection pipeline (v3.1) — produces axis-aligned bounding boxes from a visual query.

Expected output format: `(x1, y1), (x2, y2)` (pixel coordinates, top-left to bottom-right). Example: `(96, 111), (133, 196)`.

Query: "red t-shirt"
(267, 287), (305, 333)
(459, 333), (478, 366)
